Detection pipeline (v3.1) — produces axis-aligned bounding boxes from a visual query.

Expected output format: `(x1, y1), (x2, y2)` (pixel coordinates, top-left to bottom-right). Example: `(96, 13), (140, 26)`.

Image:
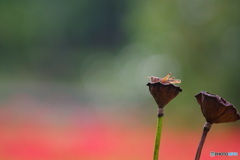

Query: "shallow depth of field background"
(0, 1), (240, 160)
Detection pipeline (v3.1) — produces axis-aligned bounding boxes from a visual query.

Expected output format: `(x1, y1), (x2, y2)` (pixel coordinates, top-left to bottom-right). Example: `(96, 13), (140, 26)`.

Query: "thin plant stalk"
(153, 115), (163, 160)
(195, 122), (212, 160)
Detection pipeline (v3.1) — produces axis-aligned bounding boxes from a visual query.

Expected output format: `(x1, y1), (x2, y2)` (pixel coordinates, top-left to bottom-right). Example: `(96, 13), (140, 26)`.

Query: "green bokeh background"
(0, 1), (240, 159)
(0, 0), (240, 128)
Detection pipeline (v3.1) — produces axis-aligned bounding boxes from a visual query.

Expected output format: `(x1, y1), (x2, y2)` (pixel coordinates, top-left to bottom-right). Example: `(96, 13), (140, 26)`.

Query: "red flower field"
(0, 95), (239, 160)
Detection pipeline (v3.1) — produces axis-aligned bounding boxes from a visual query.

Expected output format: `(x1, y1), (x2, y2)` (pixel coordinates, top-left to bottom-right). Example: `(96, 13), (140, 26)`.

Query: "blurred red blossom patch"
(0, 94), (239, 160)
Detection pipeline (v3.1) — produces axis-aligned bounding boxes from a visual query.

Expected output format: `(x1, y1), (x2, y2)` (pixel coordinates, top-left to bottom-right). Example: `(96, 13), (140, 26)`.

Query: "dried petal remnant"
(195, 91), (240, 124)
(148, 73), (181, 84)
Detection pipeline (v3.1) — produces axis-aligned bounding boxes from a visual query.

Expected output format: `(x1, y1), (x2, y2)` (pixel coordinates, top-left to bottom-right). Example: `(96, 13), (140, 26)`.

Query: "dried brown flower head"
(147, 73), (182, 111)
(195, 91), (240, 124)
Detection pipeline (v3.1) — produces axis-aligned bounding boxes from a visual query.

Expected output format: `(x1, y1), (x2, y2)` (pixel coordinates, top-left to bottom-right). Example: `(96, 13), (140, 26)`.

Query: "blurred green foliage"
(0, 0), (240, 113)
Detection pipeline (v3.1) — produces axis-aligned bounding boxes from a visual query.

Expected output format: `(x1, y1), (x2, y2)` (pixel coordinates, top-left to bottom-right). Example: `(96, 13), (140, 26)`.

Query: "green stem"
(153, 115), (163, 160)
